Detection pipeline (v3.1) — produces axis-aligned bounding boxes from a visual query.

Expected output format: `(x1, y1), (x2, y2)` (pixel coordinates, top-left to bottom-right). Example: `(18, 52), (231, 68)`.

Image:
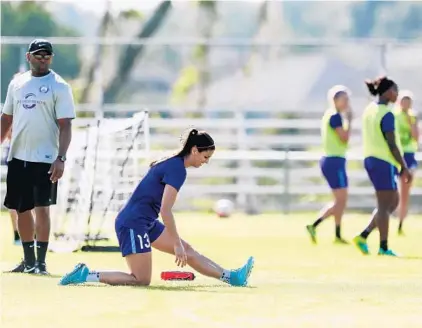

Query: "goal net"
(49, 111), (150, 253)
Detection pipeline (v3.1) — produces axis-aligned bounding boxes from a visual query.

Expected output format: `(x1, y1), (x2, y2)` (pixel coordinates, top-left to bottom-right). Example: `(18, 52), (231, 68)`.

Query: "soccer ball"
(214, 199), (234, 218)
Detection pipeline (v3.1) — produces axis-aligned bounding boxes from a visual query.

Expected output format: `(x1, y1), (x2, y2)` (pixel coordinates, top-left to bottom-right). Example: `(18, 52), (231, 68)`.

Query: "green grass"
(1, 212), (422, 328)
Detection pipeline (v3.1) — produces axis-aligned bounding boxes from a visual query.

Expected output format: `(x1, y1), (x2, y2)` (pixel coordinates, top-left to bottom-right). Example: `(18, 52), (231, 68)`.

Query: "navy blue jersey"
(116, 156), (187, 228)
(380, 111), (395, 133)
(329, 113), (343, 129)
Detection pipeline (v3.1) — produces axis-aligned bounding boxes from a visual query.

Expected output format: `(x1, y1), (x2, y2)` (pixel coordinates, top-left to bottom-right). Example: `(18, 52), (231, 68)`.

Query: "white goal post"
(49, 111), (150, 253)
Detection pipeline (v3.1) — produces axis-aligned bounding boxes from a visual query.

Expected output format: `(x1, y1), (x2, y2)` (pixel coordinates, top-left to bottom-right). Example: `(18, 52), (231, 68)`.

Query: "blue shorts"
(320, 156), (348, 189)
(404, 152), (418, 170)
(115, 219), (165, 257)
(364, 157), (399, 191)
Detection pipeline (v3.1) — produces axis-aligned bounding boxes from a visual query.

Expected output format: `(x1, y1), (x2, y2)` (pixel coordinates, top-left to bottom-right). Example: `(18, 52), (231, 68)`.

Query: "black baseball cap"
(28, 39), (54, 54)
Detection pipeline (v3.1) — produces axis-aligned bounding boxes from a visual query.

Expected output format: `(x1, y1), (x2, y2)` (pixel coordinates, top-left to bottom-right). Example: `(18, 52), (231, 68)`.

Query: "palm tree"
(170, 0), (218, 112)
(79, 0), (112, 105)
(195, 0), (217, 111)
(103, 1), (172, 103)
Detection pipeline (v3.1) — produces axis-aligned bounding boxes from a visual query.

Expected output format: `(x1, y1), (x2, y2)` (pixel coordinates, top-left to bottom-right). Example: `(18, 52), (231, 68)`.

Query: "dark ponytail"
(150, 127), (215, 167)
(365, 76), (396, 96)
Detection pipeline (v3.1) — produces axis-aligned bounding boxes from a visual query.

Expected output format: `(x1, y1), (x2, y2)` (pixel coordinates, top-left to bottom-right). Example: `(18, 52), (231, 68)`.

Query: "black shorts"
(4, 158), (58, 213)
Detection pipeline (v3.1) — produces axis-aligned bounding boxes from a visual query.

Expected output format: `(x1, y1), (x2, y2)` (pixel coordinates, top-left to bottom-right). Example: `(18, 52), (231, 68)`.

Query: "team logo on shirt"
(18, 93), (46, 110)
(39, 85), (49, 93)
(22, 93), (37, 109)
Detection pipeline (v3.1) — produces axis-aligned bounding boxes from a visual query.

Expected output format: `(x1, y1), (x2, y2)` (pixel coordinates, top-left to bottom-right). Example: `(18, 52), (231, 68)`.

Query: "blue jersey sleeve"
(380, 112), (395, 133)
(329, 113), (343, 129)
(162, 159), (187, 191)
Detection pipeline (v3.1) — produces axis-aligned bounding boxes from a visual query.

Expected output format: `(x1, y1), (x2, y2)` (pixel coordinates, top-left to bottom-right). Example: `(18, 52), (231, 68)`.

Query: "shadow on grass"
(56, 284), (220, 291)
(134, 284), (220, 293)
(58, 283), (256, 291)
(2, 272), (62, 279)
(2, 272), (257, 292)
(398, 255), (422, 260)
(137, 284), (257, 292)
(37, 273), (63, 279)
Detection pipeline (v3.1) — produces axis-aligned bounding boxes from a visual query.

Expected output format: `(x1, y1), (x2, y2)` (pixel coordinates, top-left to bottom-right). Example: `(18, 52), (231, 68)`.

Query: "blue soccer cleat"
(229, 256), (254, 287)
(59, 263), (89, 286)
(378, 248), (398, 257)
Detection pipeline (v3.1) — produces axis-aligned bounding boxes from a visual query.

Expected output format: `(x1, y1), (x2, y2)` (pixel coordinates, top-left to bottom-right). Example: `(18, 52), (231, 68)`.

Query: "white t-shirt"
(2, 70), (75, 163)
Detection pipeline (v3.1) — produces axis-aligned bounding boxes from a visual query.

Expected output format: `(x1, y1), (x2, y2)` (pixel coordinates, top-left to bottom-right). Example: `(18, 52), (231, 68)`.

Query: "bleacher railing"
(1, 115), (421, 213)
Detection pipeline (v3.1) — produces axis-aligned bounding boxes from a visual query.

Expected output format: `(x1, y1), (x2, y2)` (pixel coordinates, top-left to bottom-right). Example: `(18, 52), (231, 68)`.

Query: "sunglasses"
(32, 53), (53, 60)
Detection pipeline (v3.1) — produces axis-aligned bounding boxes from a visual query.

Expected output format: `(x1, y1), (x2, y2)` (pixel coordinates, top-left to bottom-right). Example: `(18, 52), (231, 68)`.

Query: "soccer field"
(1, 212), (422, 328)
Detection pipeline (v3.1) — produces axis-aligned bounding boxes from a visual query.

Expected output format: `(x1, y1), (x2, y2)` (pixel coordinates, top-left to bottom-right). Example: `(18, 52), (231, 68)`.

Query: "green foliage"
(196, 0), (216, 10)
(119, 9), (144, 20)
(170, 0), (216, 111)
(1, 2), (81, 102)
(103, 1), (172, 103)
(170, 65), (199, 105)
(350, 1), (389, 38)
(282, 1), (422, 39)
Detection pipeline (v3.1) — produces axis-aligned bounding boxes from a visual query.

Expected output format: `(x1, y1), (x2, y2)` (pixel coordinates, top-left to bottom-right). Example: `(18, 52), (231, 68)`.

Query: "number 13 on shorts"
(137, 233), (151, 251)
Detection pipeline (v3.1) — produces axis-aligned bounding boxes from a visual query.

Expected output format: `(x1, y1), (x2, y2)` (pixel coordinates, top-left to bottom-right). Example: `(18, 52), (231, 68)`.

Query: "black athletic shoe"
(7, 260), (36, 274)
(36, 262), (49, 275)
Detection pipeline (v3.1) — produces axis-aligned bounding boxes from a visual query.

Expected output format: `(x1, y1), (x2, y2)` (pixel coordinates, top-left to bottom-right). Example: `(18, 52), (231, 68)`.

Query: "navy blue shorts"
(320, 156), (348, 189)
(404, 152), (418, 170)
(364, 157), (399, 191)
(115, 220), (165, 257)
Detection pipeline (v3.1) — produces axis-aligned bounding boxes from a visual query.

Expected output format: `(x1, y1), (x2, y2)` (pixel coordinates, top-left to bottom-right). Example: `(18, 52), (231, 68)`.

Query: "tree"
(78, 3), (145, 105)
(78, 1), (113, 104)
(103, 1), (172, 103)
(1, 1), (81, 102)
(350, 1), (389, 38)
(170, 0), (218, 111)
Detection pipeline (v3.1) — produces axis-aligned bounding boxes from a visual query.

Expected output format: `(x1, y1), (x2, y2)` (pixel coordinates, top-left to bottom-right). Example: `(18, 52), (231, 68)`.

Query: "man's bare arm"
(57, 118), (72, 156)
(1, 114), (13, 144)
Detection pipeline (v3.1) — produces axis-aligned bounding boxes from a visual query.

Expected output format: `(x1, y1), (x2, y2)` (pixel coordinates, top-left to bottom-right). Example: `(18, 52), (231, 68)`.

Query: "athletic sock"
(312, 218), (323, 228)
(36, 241), (49, 264)
(360, 228), (371, 239)
(335, 225), (341, 239)
(380, 240), (388, 251)
(86, 272), (100, 282)
(14, 230), (20, 241)
(22, 241), (36, 267)
(220, 270), (231, 284)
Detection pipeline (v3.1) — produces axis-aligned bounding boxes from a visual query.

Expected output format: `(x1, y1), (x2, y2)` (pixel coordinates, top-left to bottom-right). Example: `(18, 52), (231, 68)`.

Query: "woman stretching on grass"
(59, 128), (254, 286)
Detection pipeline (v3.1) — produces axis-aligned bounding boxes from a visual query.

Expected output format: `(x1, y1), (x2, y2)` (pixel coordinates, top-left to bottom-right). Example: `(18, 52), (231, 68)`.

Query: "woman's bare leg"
(97, 253), (152, 286)
(307, 188), (348, 242)
(152, 228), (225, 279)
(397, 174), (412, 234)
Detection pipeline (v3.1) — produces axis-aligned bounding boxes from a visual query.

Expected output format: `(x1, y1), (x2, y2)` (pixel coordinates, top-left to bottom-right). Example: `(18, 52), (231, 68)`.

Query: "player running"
(395, 90), (419, 235)
(59, 128), (254, 287)
(306, 85), (352, 244)
(353, 77), (412, 257)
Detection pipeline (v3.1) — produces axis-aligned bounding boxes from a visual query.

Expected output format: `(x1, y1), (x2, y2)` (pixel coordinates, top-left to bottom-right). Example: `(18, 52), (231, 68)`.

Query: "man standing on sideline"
(1, 39), (75, 274)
